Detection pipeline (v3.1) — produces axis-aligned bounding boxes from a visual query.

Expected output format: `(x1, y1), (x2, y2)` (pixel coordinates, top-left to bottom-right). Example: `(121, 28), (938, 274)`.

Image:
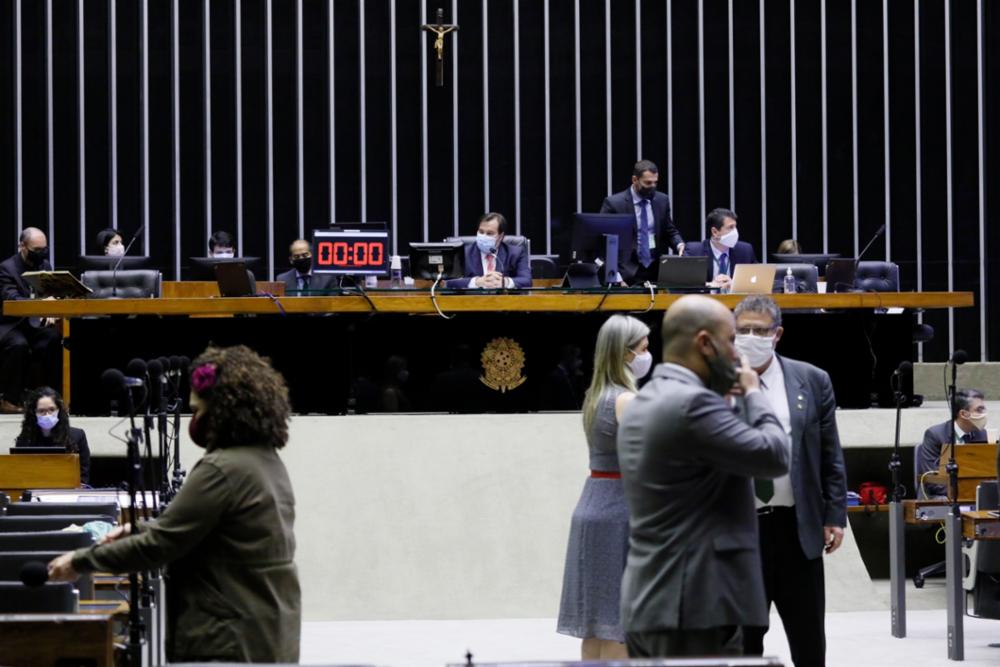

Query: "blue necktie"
(637, 200), (652, 267)
(718, 252), (729, 277)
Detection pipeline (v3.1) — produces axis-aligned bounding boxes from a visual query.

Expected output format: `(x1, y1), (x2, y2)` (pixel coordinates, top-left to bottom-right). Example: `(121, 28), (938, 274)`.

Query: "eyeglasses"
(736, 326), (777, 337)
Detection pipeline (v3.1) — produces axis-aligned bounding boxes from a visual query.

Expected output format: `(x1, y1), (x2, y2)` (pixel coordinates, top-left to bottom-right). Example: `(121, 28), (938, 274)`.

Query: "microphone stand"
(945, 352), (965, 659)
(888, 366), (907, 637)
(122, 387), (146, 666)
(168, 372), (187, 502)
(110, 225), (146, 298)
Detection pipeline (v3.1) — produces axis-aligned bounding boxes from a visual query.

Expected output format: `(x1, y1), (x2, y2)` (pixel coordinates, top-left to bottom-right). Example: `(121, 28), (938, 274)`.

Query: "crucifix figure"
(421, 8), (459, 87)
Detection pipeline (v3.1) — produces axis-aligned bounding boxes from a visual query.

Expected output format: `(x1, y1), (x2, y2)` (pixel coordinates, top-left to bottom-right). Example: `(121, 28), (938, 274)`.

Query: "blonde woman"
(557, 314), (652, 659)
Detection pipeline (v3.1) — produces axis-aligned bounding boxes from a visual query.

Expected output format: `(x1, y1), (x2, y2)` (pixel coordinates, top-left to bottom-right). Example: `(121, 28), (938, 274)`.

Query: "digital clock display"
(312, 228), (390, 276)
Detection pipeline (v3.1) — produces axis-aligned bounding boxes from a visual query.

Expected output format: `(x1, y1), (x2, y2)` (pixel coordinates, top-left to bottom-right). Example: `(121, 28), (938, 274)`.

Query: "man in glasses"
(732, 295), (847, 667)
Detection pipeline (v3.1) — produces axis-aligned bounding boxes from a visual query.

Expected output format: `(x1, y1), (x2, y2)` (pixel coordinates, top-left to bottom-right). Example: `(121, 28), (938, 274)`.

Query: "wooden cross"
(421, 8), (459, 87)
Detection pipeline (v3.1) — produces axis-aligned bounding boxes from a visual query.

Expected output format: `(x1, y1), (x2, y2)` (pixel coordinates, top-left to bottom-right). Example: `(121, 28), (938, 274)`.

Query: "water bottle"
(390, 255), (403, 289)
(783, 267), (796, 294)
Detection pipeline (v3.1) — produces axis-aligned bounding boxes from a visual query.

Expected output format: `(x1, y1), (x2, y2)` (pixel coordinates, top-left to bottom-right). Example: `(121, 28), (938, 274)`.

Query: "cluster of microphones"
(101, 356), (191, 414)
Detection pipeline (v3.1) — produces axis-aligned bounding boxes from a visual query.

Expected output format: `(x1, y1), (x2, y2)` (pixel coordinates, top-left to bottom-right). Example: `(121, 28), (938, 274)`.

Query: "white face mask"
(213, 251), (235, 259)
(717, 228), (739, 249)
(734, 334), (775, 369)
(966, 412), (988, 431)
(627, 350), (653, 379)
(106, 244), (125, 257)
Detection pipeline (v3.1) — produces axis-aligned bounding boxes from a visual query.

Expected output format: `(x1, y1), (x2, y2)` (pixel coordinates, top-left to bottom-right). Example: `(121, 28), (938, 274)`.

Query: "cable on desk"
(258, 292), (287, 316)
(591, 282), (614, 313)
(627, 281), (656, 314)
(430, 271), (455, 320)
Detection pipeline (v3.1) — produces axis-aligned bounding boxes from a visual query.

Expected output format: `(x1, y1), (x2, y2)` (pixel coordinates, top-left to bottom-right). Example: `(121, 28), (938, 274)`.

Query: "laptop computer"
(657, 256), (710, 291)
(731, 264), (777, 294)
(825, 258), (858, 292)
(214, 262), (255, 297)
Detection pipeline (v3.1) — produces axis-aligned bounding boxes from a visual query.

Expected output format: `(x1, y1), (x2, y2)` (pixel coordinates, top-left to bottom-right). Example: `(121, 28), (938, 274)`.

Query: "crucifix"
(421, 8), (459, 87)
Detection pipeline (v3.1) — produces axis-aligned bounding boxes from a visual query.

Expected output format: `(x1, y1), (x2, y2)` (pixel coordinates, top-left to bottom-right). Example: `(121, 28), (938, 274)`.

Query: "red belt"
(590, 470), (622, 479)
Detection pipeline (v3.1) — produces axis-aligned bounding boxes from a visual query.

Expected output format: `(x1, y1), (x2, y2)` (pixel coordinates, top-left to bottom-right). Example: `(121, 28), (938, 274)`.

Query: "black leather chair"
(445, 235), (531, 257)
(772, 263), (819, 293)
(0, 515), (116, 533)
(0, 551), (94, 598)
(854, 261), (900, 292)
(4, 502), (119, 520)
(81, 269), (162, 298)
(964, 481), (1000, 617)
(529, 255), (561, 279)
(0, 581), (77, 613)
(0, 530), (96, 552)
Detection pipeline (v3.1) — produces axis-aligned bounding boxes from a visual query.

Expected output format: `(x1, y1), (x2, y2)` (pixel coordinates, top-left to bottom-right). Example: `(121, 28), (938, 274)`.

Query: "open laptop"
(731, 264), (777, 294)
(657, 256), (710, 291)
(825, 258), (858, 292)
(214, 262), (255, 297)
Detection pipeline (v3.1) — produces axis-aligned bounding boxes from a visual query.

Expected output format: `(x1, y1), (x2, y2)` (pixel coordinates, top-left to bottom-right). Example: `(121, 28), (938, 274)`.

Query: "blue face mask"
(476, 233), (498, 255)
(37, 413), (59, 432)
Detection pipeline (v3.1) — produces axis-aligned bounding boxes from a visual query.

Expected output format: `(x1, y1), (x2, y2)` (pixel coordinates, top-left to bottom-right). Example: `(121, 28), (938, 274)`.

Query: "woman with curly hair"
(48, 345), (301, 664)
(14, 386), (91, 486)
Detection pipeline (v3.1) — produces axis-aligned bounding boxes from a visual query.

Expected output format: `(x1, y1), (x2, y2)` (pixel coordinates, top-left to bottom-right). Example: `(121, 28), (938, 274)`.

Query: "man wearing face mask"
(731, 296), (847, 667)
(276, 239), (336, 293)
(617, 295), (789, 658)
(600, 160), (686, 285)
(208, 230), (236, 258)
(0, 227), (61, 414)
(445, 212), (532, 289)
(916, 388), (988, 500)
(684, 208), (758, 289)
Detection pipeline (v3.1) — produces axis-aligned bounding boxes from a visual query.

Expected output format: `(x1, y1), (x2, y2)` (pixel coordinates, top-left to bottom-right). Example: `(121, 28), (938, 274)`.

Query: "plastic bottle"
(783, 267), (796, 294)
(390, 255), (403, 289)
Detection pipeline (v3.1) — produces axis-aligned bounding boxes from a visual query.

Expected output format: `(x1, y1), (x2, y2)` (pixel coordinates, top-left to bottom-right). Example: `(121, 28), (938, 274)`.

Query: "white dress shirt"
(468, 251), (515, 289)
(755, 354), (795, 508)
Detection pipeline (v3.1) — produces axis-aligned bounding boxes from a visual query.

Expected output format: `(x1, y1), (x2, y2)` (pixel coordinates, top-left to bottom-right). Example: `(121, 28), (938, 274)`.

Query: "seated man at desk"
(14, 386), (91, 486)
(0, 227), (61, 414)
(276, 239), (336, 292)
(684, 208), (758, 289)
(916, 388), (988, 499)
(208, 230), (236, 258)
(445, 212), (532, 289)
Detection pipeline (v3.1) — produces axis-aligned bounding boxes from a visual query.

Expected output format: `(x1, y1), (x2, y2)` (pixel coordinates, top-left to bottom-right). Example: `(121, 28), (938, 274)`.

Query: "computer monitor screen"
(312, 224), (390, 277)
(408, 242), (466, 280)
(570, 213), (635, 264)
(78, 255), (155, 272)
(771, 253), (841, 277)
(9, 447), (64, 454)
(189, 256), (262, 280)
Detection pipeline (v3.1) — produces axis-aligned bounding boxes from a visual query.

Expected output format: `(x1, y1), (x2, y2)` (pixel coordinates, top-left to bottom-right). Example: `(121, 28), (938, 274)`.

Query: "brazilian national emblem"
(479, 337), (527, 393)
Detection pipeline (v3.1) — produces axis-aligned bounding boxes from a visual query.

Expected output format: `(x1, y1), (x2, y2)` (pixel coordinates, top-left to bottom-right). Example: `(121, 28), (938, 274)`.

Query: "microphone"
(893, 360), (913, 377)
(126, 358), (148, 384)
(856, 224), (886, 263)
(951, 349), (968, 365)
(147, 359), (164, 409)
(20, 561), (49, 588)
(168, 355), (183, 378)
(178, 356), (191, 375)
(111, 225), (146, 297)
(101, 368), (143, 391)
(146, 358), (163, 381)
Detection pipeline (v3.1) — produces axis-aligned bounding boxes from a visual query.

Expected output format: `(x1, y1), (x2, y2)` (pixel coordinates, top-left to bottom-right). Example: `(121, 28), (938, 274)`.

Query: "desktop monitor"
(312, 224), (390, 277)
(78, 255), (154, 272)
(408, 242), (466, 280)
(771, 253), (841, 277)
(570, 213), (635, 284)
(189, 256), (262, 280)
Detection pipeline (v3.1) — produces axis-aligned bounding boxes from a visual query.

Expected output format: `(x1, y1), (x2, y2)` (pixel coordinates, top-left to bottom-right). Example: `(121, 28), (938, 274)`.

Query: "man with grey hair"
(916, 388), (988, 499)
(617, 295), (789, 657)
(732, 294), (847, 667)
(0, 227), (60, 413)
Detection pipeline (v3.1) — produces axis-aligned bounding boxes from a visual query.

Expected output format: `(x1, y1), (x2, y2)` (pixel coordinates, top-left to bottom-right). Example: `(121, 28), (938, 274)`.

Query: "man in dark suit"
(917, 389), (988, 499)
(276, 239), (337, 293)
(732, 295), (847, 667)
(684, 208), (758, 287)
(0, 227), (61, 413)
(617, 295), (789, 657)
(600, 160), (686, 285)
(444, 212), (532, 289)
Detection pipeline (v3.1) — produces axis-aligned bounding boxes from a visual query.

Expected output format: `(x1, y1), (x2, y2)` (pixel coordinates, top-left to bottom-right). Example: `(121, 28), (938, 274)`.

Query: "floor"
(300, 580), (1000, 667)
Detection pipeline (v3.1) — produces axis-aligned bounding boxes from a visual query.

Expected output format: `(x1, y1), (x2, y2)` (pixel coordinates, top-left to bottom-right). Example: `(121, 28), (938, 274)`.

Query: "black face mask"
(292, 257), (312, 274)
(636, 185), (656, 200)
(704, 336), (739, 396)
(25, 249), (48, 267)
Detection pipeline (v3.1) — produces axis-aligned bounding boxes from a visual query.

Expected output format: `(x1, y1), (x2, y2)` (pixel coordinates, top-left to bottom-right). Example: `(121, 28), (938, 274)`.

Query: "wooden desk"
(924, 443), (998, 501)
(962, 510), (1000, 540)
(0, 612), (116, 667)
(161, 280), (285, 298)
(0, 454), (80, 501)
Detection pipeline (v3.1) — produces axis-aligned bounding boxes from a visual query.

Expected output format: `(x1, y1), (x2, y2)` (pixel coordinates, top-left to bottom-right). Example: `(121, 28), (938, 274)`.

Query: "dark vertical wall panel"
(0, 0), (995, 360)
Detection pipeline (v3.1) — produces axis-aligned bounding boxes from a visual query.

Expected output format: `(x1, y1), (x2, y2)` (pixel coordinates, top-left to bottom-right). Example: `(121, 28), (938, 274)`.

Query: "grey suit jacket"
(774, 355), (848, 560)
(617, 363), (790, 632)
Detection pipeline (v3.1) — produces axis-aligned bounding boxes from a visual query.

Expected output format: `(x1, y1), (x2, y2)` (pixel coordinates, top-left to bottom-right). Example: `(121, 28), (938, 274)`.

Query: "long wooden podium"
(0, 454), (80, 501)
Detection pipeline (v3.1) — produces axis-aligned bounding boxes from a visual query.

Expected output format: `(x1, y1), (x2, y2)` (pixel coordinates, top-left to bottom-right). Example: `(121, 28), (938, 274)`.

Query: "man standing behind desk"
(276, 239), (336, 292)
(617, 295), (789, 657)
(444, 212), (532, 289)
(733, 295), (847, 667)
(916, 389), (988, 499)
(0, 227), (60, 414)
(600, 160), (685, 285)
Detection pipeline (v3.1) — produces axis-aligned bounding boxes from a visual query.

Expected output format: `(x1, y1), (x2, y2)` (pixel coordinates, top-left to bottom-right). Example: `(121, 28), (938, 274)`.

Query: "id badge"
(648, 233), (656, 250)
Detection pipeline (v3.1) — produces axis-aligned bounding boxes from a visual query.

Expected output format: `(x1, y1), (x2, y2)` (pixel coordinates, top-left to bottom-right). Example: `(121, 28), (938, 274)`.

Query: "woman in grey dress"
(557, 314), (652, 659)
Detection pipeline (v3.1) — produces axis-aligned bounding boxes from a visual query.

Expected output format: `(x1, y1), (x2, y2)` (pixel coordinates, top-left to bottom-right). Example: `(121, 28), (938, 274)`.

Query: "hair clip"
(191, 363), (218, 394)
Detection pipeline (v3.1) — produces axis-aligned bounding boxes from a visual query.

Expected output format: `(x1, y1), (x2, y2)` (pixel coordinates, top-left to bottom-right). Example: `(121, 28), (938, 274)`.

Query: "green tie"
(755, 478), (774, 504)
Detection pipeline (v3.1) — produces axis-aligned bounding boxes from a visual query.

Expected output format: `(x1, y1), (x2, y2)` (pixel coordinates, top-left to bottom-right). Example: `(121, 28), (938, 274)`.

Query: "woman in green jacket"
(49, 344), (301, 663)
